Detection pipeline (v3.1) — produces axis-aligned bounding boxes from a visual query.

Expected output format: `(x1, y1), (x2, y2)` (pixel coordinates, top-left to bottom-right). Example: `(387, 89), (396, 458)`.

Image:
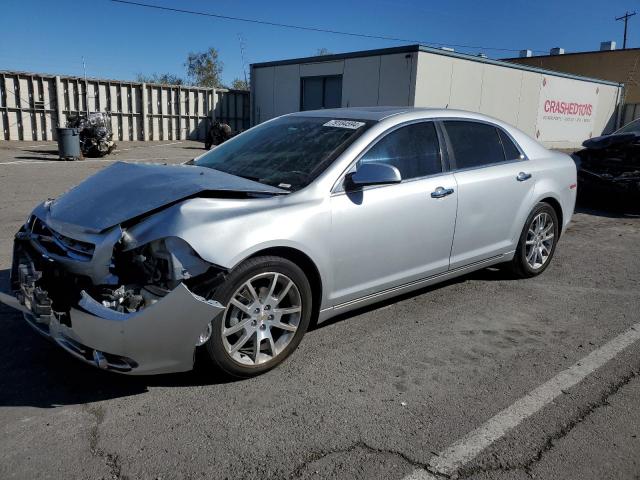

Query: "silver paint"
(1, 107), (577, 374)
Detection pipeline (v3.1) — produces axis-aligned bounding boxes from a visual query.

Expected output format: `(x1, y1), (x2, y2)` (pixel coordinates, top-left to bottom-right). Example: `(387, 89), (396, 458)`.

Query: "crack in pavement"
(289, 440), (446, 479)
(456, 368), (639, 479)
(84, 404), (127, 480)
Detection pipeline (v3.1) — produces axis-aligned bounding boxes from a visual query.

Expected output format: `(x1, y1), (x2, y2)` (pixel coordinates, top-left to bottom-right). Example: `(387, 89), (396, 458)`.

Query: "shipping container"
(250, 45), (624, 149)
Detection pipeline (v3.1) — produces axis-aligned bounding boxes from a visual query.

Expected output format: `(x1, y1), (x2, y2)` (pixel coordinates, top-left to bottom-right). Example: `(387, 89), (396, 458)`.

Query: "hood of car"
(582, 132), (638, 150)
(47, 161), (287, 233)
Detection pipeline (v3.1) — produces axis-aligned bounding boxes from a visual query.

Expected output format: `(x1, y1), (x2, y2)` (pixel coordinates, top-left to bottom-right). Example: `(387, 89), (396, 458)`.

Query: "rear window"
(498, 129), (522, 160)
(444, 121), (506, 169)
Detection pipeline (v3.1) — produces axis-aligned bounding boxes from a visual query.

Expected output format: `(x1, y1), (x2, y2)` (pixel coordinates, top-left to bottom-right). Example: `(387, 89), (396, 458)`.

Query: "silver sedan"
(0, 107), (576, 377)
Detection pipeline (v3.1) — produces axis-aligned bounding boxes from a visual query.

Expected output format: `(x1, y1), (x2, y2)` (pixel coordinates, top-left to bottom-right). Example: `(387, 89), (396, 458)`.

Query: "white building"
(250, 45), (623, 148)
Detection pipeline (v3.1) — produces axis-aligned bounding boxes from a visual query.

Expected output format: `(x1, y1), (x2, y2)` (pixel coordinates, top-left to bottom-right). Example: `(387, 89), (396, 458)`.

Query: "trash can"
(56, 127), (81, 160)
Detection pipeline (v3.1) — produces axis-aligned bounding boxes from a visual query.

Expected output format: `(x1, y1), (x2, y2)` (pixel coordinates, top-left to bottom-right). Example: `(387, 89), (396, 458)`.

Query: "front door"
(329, 121), (458, 306)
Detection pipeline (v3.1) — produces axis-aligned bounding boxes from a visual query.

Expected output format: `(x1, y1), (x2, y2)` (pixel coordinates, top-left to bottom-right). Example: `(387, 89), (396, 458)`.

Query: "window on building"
(359, 122), (442, 180)
(443, 121), (507, 169)
(301, 75), (343, 110)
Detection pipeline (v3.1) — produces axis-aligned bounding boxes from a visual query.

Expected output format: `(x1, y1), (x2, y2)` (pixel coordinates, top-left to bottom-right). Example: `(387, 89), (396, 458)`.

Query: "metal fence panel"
(0, 71), (250, 142)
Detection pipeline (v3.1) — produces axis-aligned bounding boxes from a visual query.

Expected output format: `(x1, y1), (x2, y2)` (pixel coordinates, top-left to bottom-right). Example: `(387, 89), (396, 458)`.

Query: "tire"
(509, 202), (559, 278)
(203, 255), (312, 378)
(204, 142), (212, 150)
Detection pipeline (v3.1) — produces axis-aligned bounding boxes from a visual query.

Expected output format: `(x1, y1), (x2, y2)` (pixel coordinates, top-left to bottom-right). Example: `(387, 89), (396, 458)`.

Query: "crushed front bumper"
(1, 284), (224, 375)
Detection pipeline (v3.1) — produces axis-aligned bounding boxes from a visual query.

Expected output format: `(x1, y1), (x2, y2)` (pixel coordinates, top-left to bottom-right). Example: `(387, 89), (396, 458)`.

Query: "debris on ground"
(67, 112), (116, 158)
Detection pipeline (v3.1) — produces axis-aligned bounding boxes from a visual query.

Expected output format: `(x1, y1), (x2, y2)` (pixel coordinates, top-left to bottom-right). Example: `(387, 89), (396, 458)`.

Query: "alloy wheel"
(221, 272), (302, 366)
(525, 212), (555, 270)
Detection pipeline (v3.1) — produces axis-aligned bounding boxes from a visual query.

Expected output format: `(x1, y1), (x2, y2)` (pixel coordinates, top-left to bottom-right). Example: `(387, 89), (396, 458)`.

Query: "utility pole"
(616, 11), (636, 49)
(82, 56), (89, 116)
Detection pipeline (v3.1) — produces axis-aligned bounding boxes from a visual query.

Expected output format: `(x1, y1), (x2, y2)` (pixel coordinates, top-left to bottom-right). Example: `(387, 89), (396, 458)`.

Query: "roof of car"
(289, 107), (412, 121)
(290, 106), (495, 122)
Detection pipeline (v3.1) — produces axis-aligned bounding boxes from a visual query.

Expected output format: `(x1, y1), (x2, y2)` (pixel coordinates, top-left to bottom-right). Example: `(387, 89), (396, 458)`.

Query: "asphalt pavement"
(0, 141), (638, 480)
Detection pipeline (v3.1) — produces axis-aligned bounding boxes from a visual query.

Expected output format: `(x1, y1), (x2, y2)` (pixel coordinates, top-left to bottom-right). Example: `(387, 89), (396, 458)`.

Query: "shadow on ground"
(0, 261), (505, 409)
(576, 191), (640, 218)
(0, 268), (240, 409)
(0, 196), (624, 408)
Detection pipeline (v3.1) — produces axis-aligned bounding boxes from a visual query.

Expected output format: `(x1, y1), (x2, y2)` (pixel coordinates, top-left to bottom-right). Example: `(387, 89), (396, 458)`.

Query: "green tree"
(135, 73), (184, 85)
(185, 47), (224, 87)
(231, 78), (249, 90)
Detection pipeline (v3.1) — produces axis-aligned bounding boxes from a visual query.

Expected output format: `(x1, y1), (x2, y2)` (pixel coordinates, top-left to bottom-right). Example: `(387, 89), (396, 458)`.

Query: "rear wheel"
(203, 256), (312, 377)
(509, 202), (559, 278)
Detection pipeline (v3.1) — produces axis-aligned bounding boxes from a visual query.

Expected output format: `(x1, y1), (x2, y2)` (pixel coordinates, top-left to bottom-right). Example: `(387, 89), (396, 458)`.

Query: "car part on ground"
(66, 112), (116, 158)
(0, 107), (576, 376)
(204, 120), (235, 150)
(574, 120), (640, 197)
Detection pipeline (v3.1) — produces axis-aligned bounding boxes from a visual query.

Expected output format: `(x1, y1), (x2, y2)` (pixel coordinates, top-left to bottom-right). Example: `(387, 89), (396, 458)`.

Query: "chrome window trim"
(438, 117), (529, 172)
(330, 119), (446, 194)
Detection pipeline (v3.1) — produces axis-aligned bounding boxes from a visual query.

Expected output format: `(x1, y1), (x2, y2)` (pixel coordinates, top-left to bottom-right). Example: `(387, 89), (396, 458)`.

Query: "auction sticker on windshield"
(323, 120), (365, 129)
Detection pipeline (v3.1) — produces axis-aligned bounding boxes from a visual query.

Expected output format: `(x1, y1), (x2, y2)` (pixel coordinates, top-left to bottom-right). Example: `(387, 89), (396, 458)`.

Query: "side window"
(360, 122), (442, 180)
(444, 121), (506, 169)
(498, 128), (523, 160)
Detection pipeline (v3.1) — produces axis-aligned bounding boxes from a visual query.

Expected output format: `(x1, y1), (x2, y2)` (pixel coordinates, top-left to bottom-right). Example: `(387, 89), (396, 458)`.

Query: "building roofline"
(502, 47), (640, 61)
(250, 44), (623, 87)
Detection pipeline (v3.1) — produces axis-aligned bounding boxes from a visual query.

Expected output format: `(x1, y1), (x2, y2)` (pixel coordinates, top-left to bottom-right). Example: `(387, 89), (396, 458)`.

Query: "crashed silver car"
(1, 107), (577, 377)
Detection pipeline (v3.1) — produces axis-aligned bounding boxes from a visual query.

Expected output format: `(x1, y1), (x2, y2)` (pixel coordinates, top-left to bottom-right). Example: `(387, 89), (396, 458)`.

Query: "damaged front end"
(575, 133), (640, 196)
(2, 213), (225, 375)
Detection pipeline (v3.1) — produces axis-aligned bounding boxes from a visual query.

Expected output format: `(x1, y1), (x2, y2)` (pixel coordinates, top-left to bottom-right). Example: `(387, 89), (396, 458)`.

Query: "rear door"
(443, 120), (535, 269)
(329, 121), (457, 306)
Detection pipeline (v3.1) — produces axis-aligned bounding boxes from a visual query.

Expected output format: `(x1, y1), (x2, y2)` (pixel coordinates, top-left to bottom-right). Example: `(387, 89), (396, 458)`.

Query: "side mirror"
(345, 162), (402, 189)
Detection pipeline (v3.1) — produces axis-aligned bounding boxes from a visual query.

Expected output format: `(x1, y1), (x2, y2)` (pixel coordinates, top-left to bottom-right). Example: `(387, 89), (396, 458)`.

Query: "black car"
(574, 119), (640, 197)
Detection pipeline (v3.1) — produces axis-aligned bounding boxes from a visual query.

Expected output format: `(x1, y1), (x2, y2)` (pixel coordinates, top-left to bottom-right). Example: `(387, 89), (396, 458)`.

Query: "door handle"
(431, 186), (455, 198)
(516, 172), (532, 182)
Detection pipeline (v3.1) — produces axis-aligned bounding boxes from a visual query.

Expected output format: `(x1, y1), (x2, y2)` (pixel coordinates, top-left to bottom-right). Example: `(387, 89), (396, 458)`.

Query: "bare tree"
(135, 73), (184, 85)
(231, 78), (250, 90)
(316, 48), (332, 55)
(185, 47), (224, 87)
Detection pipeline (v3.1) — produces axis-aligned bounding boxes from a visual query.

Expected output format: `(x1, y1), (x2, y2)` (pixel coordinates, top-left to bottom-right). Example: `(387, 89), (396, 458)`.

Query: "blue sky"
(1, 0), (638, 85)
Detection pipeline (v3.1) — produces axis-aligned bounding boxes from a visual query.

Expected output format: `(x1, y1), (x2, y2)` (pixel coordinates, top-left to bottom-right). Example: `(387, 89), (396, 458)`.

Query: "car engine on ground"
(67, 112), (116, 157)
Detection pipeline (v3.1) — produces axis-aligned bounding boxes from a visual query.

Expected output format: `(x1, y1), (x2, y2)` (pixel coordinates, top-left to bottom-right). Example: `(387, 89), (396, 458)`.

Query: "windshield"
(615, 118), (640, 134)
(195, 116), (370, 191)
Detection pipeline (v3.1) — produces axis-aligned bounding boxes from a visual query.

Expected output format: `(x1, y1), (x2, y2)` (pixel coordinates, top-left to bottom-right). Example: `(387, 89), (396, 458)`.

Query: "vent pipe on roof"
(519, 49), (533, 58)
(550, 47), (565, 55)
(600, 41), (617, 51)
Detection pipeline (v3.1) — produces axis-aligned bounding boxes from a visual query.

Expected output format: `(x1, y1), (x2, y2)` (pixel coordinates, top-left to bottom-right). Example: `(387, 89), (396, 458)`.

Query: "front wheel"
(203, 256), (312, 377)
(509, 202), (559, 278)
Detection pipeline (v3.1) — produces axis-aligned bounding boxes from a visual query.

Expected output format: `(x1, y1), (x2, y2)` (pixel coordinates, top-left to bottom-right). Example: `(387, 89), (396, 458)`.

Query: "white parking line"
(16, 143), (57, 150)
(404, 322), (640, 479)
(0, 157), (180, 166)
(116, 141), (183, 152)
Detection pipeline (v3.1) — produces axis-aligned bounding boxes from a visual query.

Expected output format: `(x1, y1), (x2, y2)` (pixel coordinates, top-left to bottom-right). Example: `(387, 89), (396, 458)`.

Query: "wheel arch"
(538, 196), (563, 237)
(246, 246), (323, 324)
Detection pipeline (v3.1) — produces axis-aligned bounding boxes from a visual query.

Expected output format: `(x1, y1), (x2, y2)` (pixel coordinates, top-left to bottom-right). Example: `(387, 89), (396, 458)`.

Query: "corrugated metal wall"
(623, 103), (640, 125)
(0, 71), (250, 142)
(215, 88), (250, 131)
